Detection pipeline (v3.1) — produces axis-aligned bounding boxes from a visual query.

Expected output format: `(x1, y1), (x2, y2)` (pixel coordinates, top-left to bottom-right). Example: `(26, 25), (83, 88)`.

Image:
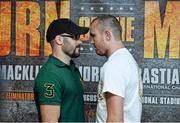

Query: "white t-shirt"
(96, 48), (143, 122)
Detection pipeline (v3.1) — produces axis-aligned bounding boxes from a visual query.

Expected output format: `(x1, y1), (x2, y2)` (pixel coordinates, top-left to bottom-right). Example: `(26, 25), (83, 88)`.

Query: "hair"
(49, 39), (55, 48)
(92, 15), (122, 41)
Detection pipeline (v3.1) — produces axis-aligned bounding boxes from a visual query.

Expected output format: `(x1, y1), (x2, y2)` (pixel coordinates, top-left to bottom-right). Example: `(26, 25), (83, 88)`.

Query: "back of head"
(92, 15), (122, 41)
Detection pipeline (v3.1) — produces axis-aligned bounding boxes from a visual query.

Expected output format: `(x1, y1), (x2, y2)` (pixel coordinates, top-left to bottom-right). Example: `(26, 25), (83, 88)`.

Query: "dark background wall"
(0, 0), (180, 122)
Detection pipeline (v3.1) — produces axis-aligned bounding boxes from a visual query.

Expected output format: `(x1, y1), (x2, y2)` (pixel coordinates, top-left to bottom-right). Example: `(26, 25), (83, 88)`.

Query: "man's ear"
(105, 30), (111, 41)
(55, 35), (63, 45)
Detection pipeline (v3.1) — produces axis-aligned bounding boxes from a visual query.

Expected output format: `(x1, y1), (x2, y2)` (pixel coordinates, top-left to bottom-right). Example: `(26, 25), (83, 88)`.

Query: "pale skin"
(90, 19), (125, 122)
(40, 35), (82, 122)
(105, 92), (124, 122)
(40, 105), (60, 122)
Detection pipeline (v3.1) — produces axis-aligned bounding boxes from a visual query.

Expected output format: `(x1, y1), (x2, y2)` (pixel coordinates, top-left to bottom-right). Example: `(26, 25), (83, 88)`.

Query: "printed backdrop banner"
(0, 0), (180, 122)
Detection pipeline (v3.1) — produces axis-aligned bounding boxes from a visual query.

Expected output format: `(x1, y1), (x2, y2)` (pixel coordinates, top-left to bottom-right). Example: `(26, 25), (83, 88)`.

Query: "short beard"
(71, 47), (80, 58)
(63, 45), (80, 58)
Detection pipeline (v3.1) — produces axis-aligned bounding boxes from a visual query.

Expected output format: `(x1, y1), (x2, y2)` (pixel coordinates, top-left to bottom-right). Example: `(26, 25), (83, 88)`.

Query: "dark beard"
(65, 45), (80, 58)
(71, 47), (80, 58)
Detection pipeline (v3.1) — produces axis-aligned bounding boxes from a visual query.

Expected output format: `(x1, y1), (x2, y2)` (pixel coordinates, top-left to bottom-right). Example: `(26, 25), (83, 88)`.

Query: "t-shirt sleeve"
(34, 72), (63, 105)
(102, 63), (128, 98)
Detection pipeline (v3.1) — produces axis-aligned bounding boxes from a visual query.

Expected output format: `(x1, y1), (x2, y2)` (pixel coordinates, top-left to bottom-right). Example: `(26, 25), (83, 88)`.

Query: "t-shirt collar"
(48, 54), (75, 67)
(108, 48), (127, 60)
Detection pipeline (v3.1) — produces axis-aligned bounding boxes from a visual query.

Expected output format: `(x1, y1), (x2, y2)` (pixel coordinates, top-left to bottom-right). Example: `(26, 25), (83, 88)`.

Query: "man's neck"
(52, 52), (71, 65)
(107, 42), (124, 57)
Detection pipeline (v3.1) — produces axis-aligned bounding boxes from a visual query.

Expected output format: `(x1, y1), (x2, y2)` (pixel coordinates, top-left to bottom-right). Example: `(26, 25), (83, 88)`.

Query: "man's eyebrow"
(90, 33), (95, 37)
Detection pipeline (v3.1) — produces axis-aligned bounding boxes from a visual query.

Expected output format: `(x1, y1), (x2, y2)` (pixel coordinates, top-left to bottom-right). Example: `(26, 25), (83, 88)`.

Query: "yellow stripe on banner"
(0, 92), (34, 101)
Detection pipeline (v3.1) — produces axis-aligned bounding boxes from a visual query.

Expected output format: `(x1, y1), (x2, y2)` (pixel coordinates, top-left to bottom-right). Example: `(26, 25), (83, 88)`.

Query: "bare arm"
(40, 105), (60, 122)
(105, 92), (124, 122)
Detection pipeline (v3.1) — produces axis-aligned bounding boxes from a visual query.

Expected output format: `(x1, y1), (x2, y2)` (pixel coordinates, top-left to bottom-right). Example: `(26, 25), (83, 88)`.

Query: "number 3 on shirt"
(44, 83), (55, 98)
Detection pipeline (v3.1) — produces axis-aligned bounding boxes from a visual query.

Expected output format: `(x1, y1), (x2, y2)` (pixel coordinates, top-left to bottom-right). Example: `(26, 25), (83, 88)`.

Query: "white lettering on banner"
(92, 67), (99, 82)
(7, 65), (14, 80)
(15, 65), (21, 80)
(83, 66), (91, 81)
(143, 96), (180, 105)
(22, 65), (29, 80)
(0, 65), (42, 81)
(143, 84), (171, 90)
(143, 96), (158, 104)
(79, 66), (102, 82)
(1, 65), (179, 86)
(83, 94), (97, 102)
(141, 68), (179, 85)
(160, 97), (180, 105)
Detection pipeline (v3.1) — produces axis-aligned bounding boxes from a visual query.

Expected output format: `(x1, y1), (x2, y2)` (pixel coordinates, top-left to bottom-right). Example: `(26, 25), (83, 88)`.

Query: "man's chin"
(70, 48), (80, 58)
(72, 54), (80, 58)
(96, 50), (103, 56)
(72, 51), (80, 58)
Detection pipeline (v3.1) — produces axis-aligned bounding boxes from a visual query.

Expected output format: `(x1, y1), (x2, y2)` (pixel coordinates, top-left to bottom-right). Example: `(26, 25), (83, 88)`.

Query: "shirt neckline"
(108, 48), (127, 61)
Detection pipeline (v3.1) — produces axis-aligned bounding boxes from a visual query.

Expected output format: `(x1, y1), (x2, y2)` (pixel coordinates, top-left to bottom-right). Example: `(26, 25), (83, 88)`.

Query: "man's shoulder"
(35, 63), (61, 83)
(42, 61), (57, 70)
(40, 61), (65, 74)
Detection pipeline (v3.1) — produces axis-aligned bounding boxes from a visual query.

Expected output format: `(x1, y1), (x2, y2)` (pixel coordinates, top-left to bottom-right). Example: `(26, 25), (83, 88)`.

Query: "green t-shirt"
(34, 55), (85, 122)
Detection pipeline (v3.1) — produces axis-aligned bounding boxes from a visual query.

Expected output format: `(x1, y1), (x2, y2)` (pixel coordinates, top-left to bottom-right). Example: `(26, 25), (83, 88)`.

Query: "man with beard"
(34, 18), (89, 122)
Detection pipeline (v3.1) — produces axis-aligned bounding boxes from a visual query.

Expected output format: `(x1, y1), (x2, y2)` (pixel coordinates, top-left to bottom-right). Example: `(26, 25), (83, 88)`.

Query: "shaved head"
(91, 15), (122, 41)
